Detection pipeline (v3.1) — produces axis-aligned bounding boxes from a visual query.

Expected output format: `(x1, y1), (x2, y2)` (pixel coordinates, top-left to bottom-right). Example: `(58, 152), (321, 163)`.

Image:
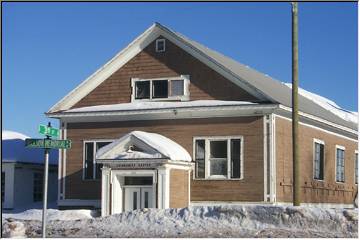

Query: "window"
(33, 172), (43, 202)
(313, 140), (324, 180)
(355, 152), (358, 184)
(194, 137), (243, 180)
(1, 172), (5, 202)
(131, 76), (189, 101)
(84, 141), (112, 180)
(335, 146), (345, 183)
(156, 39), (165, 52)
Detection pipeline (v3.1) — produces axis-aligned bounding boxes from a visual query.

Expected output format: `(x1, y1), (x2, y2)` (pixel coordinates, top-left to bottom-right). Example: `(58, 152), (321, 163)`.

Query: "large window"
(1, 172), (5, 203)
(84, 141), (112, 180)
(313, 140), (325, 180)
(132, 76), (189, 101)
(335, 146), (345, 183)
(33, 172), (43, 202)
(194, 137), (243, 180)
(355, 152), (358, 184)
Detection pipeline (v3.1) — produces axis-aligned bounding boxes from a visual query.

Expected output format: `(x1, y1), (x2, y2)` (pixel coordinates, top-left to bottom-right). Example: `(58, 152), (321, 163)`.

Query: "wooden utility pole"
(292, 2), (300, 206)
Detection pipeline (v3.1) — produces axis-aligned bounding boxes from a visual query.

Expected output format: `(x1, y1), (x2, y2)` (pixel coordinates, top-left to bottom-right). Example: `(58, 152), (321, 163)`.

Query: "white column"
(101, 167), (110, 217)
(157, 167), (169, 209)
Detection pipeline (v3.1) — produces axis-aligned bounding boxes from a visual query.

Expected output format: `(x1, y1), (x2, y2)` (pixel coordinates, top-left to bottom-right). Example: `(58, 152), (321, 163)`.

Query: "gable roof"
(47, 22), (357, 130)
(95, 131), (192, 162)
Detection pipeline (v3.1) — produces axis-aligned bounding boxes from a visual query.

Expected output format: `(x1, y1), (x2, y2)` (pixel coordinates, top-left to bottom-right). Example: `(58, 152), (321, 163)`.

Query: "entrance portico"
(96, 131), (193, 216)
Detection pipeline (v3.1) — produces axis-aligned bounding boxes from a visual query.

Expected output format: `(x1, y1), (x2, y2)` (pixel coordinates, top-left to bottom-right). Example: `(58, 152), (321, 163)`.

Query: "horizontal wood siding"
(65, 116), (264, 201)
(276, 116), (358, 204)
(170, 169), (189, 208)
(72, 36), (258, 109)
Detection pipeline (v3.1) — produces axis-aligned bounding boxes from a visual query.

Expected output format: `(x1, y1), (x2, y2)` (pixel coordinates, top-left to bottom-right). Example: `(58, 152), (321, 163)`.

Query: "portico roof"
(96, 131), (192, 162)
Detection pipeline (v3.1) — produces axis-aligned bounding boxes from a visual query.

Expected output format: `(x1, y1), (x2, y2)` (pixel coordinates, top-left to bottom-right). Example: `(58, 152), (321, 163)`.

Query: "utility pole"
(292, 2), (300, 206)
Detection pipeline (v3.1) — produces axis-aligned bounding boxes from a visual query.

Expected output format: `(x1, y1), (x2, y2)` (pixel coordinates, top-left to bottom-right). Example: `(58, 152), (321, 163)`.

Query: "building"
(46, 23), (358, 214)
(1, 130), (58, 210)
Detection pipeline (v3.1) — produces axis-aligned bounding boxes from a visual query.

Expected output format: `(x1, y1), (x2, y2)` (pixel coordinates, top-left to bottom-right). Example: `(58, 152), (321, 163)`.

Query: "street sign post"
(26, 123), (71, 238)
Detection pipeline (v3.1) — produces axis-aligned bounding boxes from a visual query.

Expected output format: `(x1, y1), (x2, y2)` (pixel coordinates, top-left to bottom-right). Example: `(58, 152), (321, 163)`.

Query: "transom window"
(84, 140), (113, 180)
(194, 136), (243, 180)
(313, 139), (324, 180)
(335, 146), (345, 183)
(132, 76), (189, 101)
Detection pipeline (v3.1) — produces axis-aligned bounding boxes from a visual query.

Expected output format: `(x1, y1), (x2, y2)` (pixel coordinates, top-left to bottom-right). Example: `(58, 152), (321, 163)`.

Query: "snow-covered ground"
(2, 205), (358, 238)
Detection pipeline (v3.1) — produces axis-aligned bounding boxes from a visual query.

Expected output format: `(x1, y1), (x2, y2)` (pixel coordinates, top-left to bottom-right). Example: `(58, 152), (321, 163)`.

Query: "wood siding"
(72, 36), (258, 109)
(64, 116), (264, 201)
(275, 116), (358, 204)
(170, 169), (189, 208)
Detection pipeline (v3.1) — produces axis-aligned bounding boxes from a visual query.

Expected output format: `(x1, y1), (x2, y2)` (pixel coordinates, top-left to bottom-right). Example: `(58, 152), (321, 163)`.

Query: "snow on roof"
(96, 131), (192, 162)
(2, 130), (58, 165)
(66, 100), (256, 113)
(284, 83), (358, 124)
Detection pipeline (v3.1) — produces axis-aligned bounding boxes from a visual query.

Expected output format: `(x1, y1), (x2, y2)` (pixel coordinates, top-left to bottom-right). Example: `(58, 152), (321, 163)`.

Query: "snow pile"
(2, 209), (96, 221)
(2, 220), (26, 238)
(2, 130), (58, 165)
(96, 131), (192, 162)
(2, 205), (357, 238)
(66, 100), (256, 113)
(110, 150), (163, 159)
(284, 83), (358, 124)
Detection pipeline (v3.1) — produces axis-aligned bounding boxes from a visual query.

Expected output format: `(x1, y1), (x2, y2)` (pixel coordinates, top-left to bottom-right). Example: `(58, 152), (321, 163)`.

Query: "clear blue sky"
(2, 2), (358, 138)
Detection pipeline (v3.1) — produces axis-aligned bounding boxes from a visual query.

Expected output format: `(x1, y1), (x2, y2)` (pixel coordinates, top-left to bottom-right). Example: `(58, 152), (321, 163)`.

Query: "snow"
(105, 150), (163, 159)
(284, 83), (358, 124)
(2, 130), (58, 165)
(96, 131), (192, 162)
(2, 205), (357, 238)
(66, 100), (256, 113)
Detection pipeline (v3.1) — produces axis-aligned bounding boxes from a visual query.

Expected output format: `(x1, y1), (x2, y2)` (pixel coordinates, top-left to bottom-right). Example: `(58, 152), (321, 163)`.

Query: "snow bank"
(66, 100), (256, 113)
(96, 131), (192, 162)
(2, 130), (58, 165)
(2, 205), (357, 238)
(284, 83), (358, 124)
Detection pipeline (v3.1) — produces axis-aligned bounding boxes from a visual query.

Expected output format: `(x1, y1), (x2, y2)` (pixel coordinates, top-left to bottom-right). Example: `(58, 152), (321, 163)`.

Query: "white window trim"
(313, 138), (325, 181)
(131, 75), (190, 102)
(193, 136), (244, 180)
(335, 145), (345, 184)
(155, 39), (166, 52)
(82, 139), (115, 181)
(355, 150), (358, 185)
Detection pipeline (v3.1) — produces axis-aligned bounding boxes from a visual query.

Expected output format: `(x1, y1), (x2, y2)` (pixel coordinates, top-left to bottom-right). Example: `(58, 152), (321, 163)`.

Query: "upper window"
(355, 152), (358, 184)
(132, 76), (189, 101)
(194, 137), (243, 180)
(84, 140), (113, 180)
(335, 146), (345, 183)
(156, 39), (166, 52)
(313, 139), (324, 180)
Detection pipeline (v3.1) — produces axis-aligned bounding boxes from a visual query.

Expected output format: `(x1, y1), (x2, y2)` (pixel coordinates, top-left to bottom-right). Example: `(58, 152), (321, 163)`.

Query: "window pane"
(95, 142), (112, 179)
(195, 140), (205, 178)
(144, 192), (149, 208)
(135, 81), (150, 99)
(336, 149), (345, 182)
(124, 176), (153, 185)
(231, 139), (241, 178)
(84, 142), (94, 179)
(33, 172), (43, 202)
(210, 141), (227, 158)
(153, 80), (168, 98)
(210, 159), (227, 176)
(133, 192), (137, 210)
(170, 80), (184, 96)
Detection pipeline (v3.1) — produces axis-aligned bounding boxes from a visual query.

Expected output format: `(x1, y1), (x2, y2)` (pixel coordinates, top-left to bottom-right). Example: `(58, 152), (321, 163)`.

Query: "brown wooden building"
(47, 23), (358, 214)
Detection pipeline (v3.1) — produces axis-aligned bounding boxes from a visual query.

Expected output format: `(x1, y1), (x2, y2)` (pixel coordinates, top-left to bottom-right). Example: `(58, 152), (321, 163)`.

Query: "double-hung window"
(313, 139), (325, 180)
(335, 146), (345, 183)
(132, 76), (189, 101)
(194, 136), (243, 180)
(355, 152), (358, 184)
(84, 140), (113, 180)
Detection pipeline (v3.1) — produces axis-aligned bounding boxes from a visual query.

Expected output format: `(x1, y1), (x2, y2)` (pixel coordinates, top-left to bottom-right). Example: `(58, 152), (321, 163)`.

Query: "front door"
(124, 187), (153, 211)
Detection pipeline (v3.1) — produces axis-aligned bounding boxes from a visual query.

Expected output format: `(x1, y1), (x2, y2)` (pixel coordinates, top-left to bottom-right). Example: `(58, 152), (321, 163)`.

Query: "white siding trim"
(263, 115), (268, 202)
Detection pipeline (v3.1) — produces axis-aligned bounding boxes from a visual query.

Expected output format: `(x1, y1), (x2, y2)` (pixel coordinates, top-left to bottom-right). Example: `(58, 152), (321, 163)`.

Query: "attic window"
(156, 39), (166, 52)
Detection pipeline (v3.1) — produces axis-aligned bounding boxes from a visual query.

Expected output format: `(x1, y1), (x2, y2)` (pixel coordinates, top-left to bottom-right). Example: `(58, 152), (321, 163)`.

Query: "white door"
(124, 187), (153, 211)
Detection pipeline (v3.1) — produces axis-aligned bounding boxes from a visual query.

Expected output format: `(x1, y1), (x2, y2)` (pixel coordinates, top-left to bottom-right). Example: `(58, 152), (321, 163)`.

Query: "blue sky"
(2, 2), (358, 138)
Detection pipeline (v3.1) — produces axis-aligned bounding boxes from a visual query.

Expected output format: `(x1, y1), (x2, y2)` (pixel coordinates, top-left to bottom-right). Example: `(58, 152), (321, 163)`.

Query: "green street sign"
(25, 139), (71, 149)
(39, 125), (59, 138)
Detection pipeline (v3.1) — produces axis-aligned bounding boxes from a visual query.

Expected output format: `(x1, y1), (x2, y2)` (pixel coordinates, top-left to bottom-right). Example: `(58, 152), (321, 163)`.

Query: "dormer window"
(156, 39), (166, 52)
(132, 76), (190, 101)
